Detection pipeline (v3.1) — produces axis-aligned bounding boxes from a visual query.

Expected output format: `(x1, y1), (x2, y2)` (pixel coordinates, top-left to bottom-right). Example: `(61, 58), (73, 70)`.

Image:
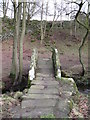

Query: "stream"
(78, 87), (90, 95)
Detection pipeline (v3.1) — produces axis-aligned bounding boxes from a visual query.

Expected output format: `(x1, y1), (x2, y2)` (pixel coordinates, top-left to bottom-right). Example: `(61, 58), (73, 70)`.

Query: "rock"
(2, 94), (16, 103)
(72, 106), (83, 118)
(23, 89), (28, 94)
(14, 91), (23, 100)
(0, 81), (5, 89)
(70, 65), (82, 76)
(61, 77), (79, 95)
(61, 70), (69, 77)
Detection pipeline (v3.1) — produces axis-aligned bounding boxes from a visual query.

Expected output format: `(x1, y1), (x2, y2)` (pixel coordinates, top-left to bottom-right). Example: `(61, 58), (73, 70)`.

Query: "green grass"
(40, 114), (56, 119)
(31, 39), (35, 43)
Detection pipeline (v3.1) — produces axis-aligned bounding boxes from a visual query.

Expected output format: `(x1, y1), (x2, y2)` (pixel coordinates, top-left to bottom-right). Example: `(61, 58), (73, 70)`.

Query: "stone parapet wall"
(52, 48), (80, 116)
(52, 48), (61, 79)
(28, 48), (38, 82)
(52, 48), (78, 91)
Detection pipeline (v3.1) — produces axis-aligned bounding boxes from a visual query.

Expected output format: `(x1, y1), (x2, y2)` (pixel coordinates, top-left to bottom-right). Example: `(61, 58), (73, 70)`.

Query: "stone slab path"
(12, 53), (75, 118)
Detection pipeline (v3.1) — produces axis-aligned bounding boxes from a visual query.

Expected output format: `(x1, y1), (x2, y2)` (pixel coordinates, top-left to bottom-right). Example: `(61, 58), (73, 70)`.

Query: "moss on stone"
(40, 114), (56, 118)
(28, 75), (31, 88)
(68, 99), (74, 110)
(14, 91), (23, 100)
(52, 48), (61, 79)
(0, 81), (5, 89)
(73, 82), (79, 96)
(61, 77), (79, 96)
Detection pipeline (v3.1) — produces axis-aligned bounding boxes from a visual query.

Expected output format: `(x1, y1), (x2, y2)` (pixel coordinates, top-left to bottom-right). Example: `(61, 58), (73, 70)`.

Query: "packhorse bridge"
(13, 48), (78, 118)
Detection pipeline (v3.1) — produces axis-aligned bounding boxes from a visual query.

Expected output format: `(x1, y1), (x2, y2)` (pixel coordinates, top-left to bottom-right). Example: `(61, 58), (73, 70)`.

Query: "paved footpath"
(12, 53), (74, 118)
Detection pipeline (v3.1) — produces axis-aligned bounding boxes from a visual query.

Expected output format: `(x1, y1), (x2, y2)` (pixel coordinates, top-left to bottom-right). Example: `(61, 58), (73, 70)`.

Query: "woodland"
(0, 0), (90, 119)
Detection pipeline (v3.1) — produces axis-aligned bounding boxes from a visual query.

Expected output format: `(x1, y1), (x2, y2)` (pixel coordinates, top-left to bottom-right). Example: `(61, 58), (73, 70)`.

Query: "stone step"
(21, 107), (54, 118)
(30, 85), (45, 90)
(28, 88), (59, 94)
(36, 77), (55, 81)
(37, 60), (53, 69)
(36, 73), (54, 77)
(31, 80), (59, 86)
(30, 84), (60, 89)
(54, 98), (70, 118)
(37, 68), (53, 74)
(22, 99), (57, 108)
(23, 93), (59, 100)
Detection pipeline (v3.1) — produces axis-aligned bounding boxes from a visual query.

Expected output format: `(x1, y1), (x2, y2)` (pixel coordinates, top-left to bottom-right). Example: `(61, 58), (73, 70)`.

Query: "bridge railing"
(28, 48), (38, 86)
(52, 48), (79, 95)
(52, 48), (61, 79)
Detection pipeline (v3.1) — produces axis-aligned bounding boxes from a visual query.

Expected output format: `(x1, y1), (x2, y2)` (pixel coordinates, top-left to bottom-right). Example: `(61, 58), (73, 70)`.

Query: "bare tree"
(70, 0), (73, 36)
(27, 1), (36, 23)
(40, 0), (44, 44)
(19, 2), (26, 82)
(10, 0), (18, 80)
(43, 1), (48, 39)
(75, 0), (89, 76)
(3, 0), (9, 19)
(88, 0), (90, 77)
(51, 0), (57, 30)
(64, 0), (89, 76)
(17, 2), (22, 43)
(10, 1), (26, 84)
(60, 1), (63, 28)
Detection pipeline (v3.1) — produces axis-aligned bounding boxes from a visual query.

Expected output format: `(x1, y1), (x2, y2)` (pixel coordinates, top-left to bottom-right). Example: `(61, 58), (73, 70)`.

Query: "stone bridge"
(13, 48), (78, 118)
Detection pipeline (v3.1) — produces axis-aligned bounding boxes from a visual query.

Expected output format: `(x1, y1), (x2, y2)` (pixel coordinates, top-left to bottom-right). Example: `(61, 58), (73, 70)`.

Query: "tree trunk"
(10, 1), (22, 84)
(70, 21), (72, 36)
(27, 2), (30, 24)
(17, 2), (22, 45)
(51, 1), (56, 31)
(10, 1), (18, 80)
(43, 2), (48, 39)
(74, 20), (77, 37)
(47, 0), (57, 37)
(75, 1), (89, 76)
(79, 30), (88, 76)
(40, 1), (44, 44)
(88, 1), (90, 78)
(19, 2), (26, 82)
(27, 1), (36, 24)
(3, 0), (9, 20)
(70, 1), (72, 36)
(3, 0), (5, 18)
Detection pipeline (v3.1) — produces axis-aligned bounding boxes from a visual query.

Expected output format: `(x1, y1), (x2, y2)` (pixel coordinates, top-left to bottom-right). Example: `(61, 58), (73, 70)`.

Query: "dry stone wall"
(28, 48), (38, 82)
(52, 48), (79, 97)
(52, 48), (61, 79)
